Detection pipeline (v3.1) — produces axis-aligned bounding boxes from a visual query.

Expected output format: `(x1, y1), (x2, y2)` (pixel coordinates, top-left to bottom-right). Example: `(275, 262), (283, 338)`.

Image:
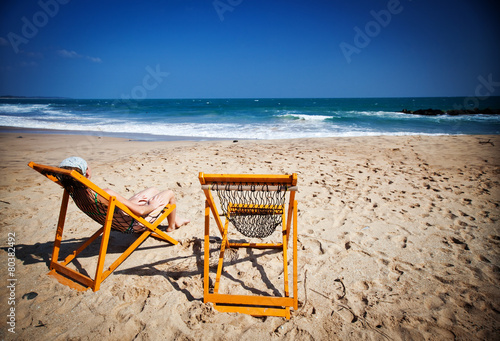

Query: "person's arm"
(98, 188), (165, 217)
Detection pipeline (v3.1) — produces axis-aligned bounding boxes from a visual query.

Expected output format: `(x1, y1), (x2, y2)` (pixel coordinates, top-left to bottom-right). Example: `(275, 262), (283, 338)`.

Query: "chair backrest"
(57, 174), (133, 232)
(29, 162), (132, 233)
(200, 174), (298, 238)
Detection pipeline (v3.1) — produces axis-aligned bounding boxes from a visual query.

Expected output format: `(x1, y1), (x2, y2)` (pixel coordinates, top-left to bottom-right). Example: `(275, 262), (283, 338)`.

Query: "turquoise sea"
(1, 97), (499, 140)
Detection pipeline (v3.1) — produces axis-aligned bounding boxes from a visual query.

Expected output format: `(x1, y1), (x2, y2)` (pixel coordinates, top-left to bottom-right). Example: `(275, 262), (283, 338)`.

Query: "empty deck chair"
(29, 162), (178, 291)
(199, 173), (298, 319)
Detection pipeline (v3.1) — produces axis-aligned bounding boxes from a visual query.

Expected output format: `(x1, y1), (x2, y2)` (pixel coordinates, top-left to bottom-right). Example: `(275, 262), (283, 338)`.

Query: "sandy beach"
(0, 132), (499, 340)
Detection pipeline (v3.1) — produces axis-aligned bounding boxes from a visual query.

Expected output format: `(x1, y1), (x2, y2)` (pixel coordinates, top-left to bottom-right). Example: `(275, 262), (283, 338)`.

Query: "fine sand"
(0, 132), (499, 340)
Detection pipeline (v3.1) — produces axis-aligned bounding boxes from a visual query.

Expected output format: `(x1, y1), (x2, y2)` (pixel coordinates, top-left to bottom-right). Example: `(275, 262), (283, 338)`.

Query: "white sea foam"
(0, 114), (453, 139)
(0, 103), (51, 114)
(40, 109), (74, 117)
(275, 112), (332, 121)
(0, 113), (360, 139)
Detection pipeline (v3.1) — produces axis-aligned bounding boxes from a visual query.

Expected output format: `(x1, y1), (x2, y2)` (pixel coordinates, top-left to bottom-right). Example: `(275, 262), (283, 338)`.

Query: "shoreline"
(1, 126), (499, 143)
(0, 126), (232, 142)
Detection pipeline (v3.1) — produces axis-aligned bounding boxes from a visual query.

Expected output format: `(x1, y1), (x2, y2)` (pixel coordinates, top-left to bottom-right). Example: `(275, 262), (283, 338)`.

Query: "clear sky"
(0, 0), (499, 99)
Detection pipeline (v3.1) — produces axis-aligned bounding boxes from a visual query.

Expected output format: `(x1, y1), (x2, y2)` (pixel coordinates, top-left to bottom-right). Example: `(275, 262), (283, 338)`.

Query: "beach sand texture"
(0, 133), (499, 340)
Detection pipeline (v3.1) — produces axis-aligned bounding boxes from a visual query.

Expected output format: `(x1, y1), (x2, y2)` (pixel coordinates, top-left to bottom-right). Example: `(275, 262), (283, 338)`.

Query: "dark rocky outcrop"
(400, 108), (500, 116)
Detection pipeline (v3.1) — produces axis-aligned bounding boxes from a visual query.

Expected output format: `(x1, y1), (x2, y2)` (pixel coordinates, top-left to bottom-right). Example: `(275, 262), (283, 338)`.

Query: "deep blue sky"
(1, 0), (499, 99)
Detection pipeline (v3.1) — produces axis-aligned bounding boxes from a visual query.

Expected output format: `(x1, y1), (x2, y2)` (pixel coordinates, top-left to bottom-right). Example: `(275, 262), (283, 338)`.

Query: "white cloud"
(57, 49), (102, 63)
(57, 49), (80, 58)
(86, 56), (102, 63)
(20, 61), (38, 67)
(24, 51), (43, 58)
(0, 37), (9, 46)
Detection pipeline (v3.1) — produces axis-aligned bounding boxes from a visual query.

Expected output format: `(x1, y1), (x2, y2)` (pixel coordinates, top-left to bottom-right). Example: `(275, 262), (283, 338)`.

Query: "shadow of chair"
(113, 237), (284, 303)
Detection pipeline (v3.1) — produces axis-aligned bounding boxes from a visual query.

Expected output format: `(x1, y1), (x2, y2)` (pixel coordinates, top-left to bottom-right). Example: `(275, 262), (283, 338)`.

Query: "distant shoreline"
(2, 95), (500, 101)
(0, 96), (71, 99)
(0, 126), (233, 142)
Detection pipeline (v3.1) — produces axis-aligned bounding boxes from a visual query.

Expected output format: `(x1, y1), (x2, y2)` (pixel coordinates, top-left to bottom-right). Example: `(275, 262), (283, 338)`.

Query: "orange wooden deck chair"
(29, 162), (178, 292)
(199, 173), (298, 319)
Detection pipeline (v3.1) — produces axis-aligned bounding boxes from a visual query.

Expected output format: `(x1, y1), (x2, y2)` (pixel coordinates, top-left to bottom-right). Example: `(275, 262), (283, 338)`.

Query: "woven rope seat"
(56, 173), (132, 233)
(214, 182), (287, 238)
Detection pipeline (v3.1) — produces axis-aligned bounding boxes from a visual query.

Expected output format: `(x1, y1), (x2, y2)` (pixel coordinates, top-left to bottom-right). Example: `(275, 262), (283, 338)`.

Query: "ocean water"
(1, 97), (499, 140)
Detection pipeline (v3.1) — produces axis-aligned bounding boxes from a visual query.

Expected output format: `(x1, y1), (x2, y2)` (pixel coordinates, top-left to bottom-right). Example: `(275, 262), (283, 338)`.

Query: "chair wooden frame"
(199, 173), (298, 319)
(29, 162), (178, 292)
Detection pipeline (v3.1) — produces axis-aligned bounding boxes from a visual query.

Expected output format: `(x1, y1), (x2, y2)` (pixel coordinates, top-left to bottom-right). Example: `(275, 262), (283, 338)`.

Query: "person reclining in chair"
(59, 156), (190, 233)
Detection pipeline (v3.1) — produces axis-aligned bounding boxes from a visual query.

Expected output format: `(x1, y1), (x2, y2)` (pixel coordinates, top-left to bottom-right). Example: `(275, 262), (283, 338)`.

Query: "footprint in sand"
(389, 263), (405, 282)
(448, 236), (470, 251)
(303, 238), (325, 255)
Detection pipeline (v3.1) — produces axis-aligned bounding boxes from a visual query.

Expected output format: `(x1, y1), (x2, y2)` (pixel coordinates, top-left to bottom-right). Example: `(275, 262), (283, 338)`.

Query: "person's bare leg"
(148, 190), (190, 231)
(129, 187), (160, 205)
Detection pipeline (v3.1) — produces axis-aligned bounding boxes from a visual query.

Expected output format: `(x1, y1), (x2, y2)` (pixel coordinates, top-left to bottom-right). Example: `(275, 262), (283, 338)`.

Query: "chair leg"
(144, 204), (178, 245)
(102, 229), (151, 283)
(204, 200), (210, 301)
(214, 222), (229, 294)
(293, 200), (298, 309)
(282, 211), (290, 298)
(47, 192), (103, 292)
(50, 190), (70, 269)
(285, 191), (296, 245)
(93, 196), (116, 291)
